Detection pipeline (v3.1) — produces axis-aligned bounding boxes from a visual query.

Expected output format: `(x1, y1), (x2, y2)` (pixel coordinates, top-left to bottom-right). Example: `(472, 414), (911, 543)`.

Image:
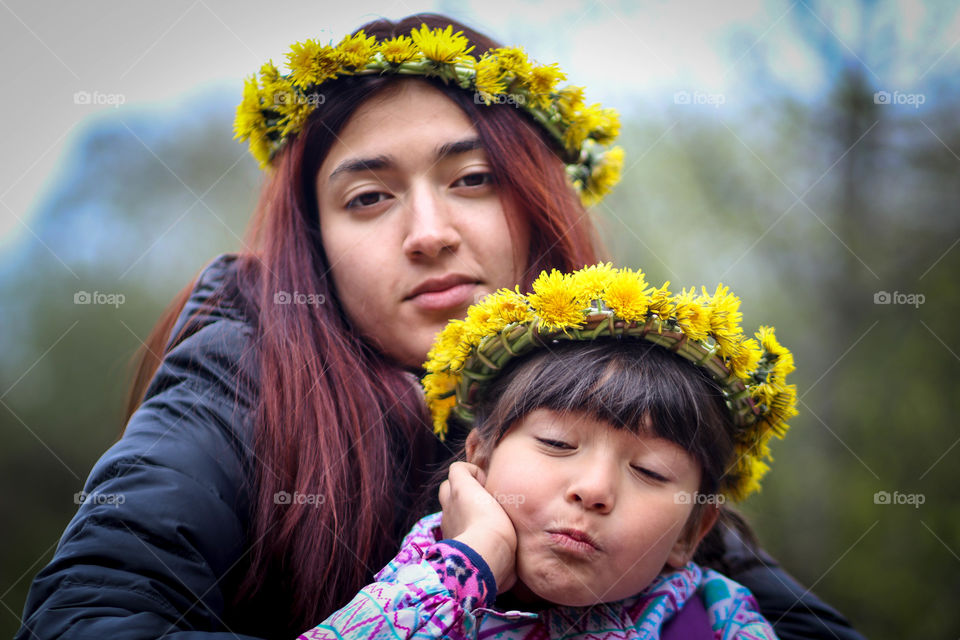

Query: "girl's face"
(316, 80), (530, 369)
(469, 409), (713, 607)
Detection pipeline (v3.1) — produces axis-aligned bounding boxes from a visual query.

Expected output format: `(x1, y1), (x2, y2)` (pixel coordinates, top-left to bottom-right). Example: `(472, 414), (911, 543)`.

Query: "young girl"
(297, 265), (796, 639)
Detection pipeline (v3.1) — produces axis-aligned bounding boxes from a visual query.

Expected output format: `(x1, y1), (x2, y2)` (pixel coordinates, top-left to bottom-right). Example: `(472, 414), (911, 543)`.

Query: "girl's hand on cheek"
(439, 461), (517, 593)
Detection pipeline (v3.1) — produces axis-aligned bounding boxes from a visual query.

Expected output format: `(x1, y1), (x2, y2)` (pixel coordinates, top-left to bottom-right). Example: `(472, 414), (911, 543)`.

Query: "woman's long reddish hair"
(123, 14), (602, 636)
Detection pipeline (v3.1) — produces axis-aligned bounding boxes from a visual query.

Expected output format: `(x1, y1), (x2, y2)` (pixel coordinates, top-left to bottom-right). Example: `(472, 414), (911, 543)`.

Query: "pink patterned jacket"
(298, 512), (777, 639)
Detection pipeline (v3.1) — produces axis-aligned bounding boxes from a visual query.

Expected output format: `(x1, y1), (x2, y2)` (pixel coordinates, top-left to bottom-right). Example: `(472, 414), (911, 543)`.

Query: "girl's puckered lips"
(546, 527), (603, 554)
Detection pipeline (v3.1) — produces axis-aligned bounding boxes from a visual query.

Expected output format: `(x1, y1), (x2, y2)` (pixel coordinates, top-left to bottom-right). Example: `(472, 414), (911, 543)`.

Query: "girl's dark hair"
(121, 12), (602, 637)
(466, 339), (759, 574)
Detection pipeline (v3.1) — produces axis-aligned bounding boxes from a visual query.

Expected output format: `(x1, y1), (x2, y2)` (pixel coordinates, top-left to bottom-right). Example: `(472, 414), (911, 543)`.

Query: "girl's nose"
(401, 185), (461, 259)
(567, 458), (617, 513)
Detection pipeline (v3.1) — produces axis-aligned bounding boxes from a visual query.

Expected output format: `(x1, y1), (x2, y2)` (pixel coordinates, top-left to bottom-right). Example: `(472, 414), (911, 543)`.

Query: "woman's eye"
(453, 172), (493, 188)
(536, 437), (573, 450)
(346, 191), (389, 208)
(631, 465), (668, 482)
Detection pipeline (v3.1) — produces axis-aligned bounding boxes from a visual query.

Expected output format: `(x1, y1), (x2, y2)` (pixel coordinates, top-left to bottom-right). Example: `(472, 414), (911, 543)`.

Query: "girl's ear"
(465, 430), (488, 469)
(666, 504), (719, 569)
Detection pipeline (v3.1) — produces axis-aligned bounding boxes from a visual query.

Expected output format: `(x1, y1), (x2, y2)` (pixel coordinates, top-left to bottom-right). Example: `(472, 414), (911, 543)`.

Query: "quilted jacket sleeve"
(15, 255), (264, 639)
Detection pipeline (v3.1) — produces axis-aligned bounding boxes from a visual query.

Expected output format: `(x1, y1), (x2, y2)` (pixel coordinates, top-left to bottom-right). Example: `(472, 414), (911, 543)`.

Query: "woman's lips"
(409, 283), (475, 311)
(406, 276), (478, 312)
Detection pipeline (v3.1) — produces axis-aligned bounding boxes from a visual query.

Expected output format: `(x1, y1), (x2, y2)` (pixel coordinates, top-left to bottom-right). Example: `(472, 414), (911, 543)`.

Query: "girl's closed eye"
(535, 437), (574, 450)
(631, 464), (669, 483)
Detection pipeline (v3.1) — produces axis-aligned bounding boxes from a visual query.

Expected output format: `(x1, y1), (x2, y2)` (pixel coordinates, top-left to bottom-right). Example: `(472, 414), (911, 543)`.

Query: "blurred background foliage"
(3, 2), (959, 638)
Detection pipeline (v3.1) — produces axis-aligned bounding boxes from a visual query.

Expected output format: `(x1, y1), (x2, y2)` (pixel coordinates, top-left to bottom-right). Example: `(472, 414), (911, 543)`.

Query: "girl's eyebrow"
(328, 137), (485, 182)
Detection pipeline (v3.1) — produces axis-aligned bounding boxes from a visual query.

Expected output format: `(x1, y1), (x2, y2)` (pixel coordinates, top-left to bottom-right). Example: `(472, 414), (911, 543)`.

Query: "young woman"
(15, 14), (863, 640)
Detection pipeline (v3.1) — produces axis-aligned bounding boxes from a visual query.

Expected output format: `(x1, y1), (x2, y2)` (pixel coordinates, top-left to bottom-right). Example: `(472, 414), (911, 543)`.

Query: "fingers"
(447, 461), (486, 487)
(438, 479), (450, 510)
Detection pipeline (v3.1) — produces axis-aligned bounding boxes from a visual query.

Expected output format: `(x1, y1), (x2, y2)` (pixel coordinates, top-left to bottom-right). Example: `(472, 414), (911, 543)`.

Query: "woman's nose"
(401, 185), (461, 259)
(567, 459), (617, 513)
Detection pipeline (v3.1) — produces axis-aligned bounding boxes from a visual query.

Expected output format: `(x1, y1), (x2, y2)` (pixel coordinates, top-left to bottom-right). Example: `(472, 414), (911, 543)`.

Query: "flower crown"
(233, 24), (624, 206)
(422, 264), (799, 501)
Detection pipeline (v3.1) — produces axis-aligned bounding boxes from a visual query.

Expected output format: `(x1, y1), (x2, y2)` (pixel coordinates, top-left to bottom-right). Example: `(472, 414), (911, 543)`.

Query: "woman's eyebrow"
(329, 155), (392, 181)
(328, 138), (485, 182)
(435, 137), (484, 159)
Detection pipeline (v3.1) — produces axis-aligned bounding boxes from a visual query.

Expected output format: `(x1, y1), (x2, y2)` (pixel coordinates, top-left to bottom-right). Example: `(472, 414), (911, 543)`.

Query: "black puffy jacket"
(15, 254), (865, 640)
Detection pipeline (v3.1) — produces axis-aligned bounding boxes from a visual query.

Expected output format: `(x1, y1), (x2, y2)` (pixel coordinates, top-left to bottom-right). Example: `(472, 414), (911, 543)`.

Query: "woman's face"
(316, 80), (530, 369)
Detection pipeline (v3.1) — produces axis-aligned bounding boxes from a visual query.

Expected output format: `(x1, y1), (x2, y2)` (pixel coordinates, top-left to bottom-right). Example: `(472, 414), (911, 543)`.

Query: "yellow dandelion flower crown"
(233, 24), (624, 206)
(422, 264), (799, 501)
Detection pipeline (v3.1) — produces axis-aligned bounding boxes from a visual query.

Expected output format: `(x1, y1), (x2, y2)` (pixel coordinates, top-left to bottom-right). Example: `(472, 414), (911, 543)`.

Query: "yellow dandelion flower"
(234, 76), (265, 141)
(487, 47), (531, 81)
(771, 352), (796, 380)
(484, 288), (534, 326)
(672, 287), (711, 341)
(422, 369), (458, 399)
(526, 62), (565, 110)
(581, 146), (624, 207)
(336, 30), (377, 68)
(427, 393), (457, 438)
(604, 268), (649, 323)
(568, 263), (616, 306)
(704, 284), (743, 335)
(555, 85), (585, 120)
(474, 54), (507, 103)
(729, 337), (762, 379)
(701, 284), (743, 358)
(287, 40), (342, 88)
(460, 290), (532, 357)
(756, 326), (789, 358)
(425, 319), (467, 372)
(645, 281), (674, 319)
(766, 385), (798, 433)
(755, 325), (795, 381)
(379, 35), (420, 64)
(462, 298), (500, 347)
(409, 24), (475, 64)
(528, 269), (584, 330)
(589, 108), (621, 145)
(279, 103), (313, 138)
(751, 380), (781, 410)
(743, 456), (770, 496)
(248, 129), (273, 169)
(259, 61), (280, 84)
(563, 104), (603, 151)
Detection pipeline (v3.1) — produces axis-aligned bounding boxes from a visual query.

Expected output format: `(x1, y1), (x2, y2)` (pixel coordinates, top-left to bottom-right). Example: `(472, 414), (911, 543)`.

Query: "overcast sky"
(2, 0), (955, 251)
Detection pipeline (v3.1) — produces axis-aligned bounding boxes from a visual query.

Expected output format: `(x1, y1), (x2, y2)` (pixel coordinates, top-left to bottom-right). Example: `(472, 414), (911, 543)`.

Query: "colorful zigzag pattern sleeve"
(296, 536), (495, 639)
